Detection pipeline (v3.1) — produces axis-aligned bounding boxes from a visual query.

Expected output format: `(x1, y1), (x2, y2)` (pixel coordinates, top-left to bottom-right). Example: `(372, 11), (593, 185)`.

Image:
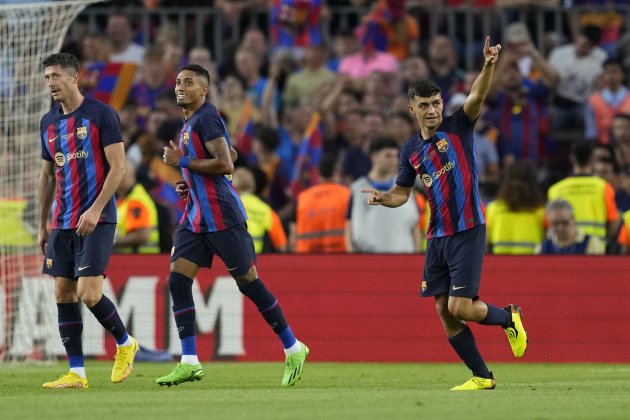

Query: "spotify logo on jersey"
(54, 150), (89, 167)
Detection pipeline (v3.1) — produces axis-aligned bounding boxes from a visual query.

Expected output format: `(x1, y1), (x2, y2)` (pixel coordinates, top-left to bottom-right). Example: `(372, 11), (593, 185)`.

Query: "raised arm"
(464, 36), (501, 120)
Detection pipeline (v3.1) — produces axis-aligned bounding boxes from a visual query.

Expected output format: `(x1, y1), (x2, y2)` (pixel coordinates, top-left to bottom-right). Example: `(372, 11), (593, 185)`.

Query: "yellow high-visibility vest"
(486, 199), (545, 254)
(116, 184), (159, 253)
(548, 176), (612, 241)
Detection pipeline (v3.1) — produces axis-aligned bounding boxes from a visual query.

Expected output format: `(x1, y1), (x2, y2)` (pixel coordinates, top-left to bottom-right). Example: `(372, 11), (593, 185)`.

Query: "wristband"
(179, 156), (190, 168)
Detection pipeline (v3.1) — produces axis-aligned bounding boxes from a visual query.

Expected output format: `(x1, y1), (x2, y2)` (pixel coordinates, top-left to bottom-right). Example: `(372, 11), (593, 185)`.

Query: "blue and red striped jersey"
(397, 107), (485, 239)
(40, 98), (123, 230)
(178, 102), (247, 233)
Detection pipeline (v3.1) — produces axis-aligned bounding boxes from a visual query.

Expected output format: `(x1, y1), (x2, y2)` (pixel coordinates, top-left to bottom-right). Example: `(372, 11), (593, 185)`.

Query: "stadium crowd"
(32, 0), (630, 255)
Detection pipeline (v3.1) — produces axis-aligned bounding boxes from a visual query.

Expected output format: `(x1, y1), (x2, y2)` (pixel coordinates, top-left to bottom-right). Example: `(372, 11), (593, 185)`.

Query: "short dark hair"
(581, 25), (602, 46)
(318, 152), (338, 179)
(408, 79), (441, 101)
(369, 136), (399, 155)
(254, 124), (280, 152)
(42, 53), (80, 74)
(179, 63), (210, 85)
(603, 57), (623, 70)
(571, 140), (593, 166)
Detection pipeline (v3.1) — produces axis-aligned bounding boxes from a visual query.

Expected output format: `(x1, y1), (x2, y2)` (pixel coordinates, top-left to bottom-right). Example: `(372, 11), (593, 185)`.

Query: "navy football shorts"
(42, 223), (115, 279)
(170, 222), (256, 277)
(421, 224), (486, 299)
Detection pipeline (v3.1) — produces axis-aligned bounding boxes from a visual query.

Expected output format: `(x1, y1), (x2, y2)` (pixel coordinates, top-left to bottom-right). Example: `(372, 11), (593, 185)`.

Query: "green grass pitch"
(1, 362), (629, 419)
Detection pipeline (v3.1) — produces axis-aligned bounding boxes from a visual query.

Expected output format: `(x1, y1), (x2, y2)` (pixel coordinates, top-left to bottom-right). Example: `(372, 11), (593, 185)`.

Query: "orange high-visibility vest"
(588, 91), (630, 144)
(295, 183), (351, 253)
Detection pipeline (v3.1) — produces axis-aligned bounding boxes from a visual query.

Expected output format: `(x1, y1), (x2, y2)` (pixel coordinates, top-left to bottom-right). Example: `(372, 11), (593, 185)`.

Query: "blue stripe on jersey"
(82, 118), (97, 204)
(440, 134), (467, 231)
(423, 156), (445, 237)
(221, 176), (247, 218)
(59, 119), (73, 229)
(186, 143), (217, 231)
(73, 120), (90, 220)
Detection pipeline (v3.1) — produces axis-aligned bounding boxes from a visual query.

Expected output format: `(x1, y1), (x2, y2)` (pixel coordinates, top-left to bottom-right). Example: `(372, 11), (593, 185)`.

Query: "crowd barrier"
(3, 254), (630, 363)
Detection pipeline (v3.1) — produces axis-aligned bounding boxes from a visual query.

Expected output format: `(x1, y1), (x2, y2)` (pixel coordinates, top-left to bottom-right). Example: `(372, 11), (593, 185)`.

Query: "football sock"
(168, 272), (197, 358)
(88, 295), (128, 345)
(480, 303), (512, 328)
(58, 302), (84, 372)
(239, 279), (299, 350)
(448, 325), (491, 379)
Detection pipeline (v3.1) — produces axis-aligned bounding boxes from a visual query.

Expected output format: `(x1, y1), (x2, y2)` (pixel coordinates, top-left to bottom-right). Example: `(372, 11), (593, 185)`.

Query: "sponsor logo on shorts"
(46, 258), (53, 269)
(421, 281), (427, 292)
(452, 285), (466, 291)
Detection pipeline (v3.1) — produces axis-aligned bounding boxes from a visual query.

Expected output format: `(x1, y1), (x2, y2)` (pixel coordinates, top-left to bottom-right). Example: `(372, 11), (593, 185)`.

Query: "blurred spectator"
(363, 72), (391, 110)
(118, 98), (143, 168)
(486, 160), (546, 254)
(114, 161), (160, 254)
(538, 199), (605, 255)
(277, 99), (313, 178)
(250, 124), (290, 211)
(282, 44), (336, 107)
(386, 110), (416, 146)
(364, 0), (420, 60)
(232, 166), (288, 253)
(338, 24), (398, 81)
(156, 22), (184, 75)
(269, 0), (323, 53)
(617, 209), (630, 254)
(548, 140), (620, 248)
(327, 29), (360, 72)
(130, 45), (176, 130)
(489, 52), (552, 165)
(341, 109), (372, 183)
(106, 13), (145, 65)
(80, 31), (111, 68)
(236, 47), (270, 110)
(427, 34), (464, 105)
(585, 58), (630, 144)
(593, 153), (630, 212)
(291, 153), (351, 253)
(612, 113), (630, 174)
(399, 55), (429, 96)
(346, 137), (421, 253)
(188, 47), (219, 103)
(548, 25), (607, 131)
(503, 22), (558, 85)
(219, 75), (248, 139)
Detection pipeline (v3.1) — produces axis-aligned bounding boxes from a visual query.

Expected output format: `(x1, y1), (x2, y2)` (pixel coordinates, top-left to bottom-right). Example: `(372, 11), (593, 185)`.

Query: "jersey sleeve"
(454, 107), (476, 145)
(99, 104), (124, 147)
(40, 121), (53, 161)
(197, 111), (228, 144)
(396, 140), (417, 188)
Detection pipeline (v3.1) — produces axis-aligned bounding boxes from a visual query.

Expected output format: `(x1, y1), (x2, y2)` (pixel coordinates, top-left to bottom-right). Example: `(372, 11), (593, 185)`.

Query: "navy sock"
(58, 302), (84, 368)
(480, 304), (512, 328)
(88, 295), (128, 344)
(239, 279), (296, 349)
(448, 326), (491, 378)
(168, 272), (197, 354)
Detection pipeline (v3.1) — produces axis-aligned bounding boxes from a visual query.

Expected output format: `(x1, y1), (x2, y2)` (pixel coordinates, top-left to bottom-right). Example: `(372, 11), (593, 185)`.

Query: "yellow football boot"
(451, 375), (496, 391)
(504, 304), (528, 358)
(111, 336), (139, 383)
(43, 372), (88, 389)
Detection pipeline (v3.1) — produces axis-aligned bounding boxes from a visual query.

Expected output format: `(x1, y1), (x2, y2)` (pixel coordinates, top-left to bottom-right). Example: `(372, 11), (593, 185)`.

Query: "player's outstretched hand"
(37, 227), (49, 255)
(175, 179), (189, 200)
(361, 188), (384, 206)
(483, 36), (501, 65)
(163, 140), (183, 166)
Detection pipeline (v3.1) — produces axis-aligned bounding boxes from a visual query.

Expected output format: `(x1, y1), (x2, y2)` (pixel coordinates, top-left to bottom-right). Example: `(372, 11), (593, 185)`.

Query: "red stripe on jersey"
(66, 118), (81, 227)
(428, 145), (454, 236)
(190, 131), (225, 230)
(449, 133), (475, 229)
(48, 124), (62, 229)
(89, 123), (105, 195)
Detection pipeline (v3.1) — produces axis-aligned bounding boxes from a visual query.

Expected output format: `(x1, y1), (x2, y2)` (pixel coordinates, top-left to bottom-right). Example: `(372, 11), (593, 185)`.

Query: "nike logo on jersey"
(413, 163), (421, 171)
(227, 266), (238, 272)
(452, 285), (467, 291)
(78, 265), (91, 271)
(49, 136), (59, 143)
